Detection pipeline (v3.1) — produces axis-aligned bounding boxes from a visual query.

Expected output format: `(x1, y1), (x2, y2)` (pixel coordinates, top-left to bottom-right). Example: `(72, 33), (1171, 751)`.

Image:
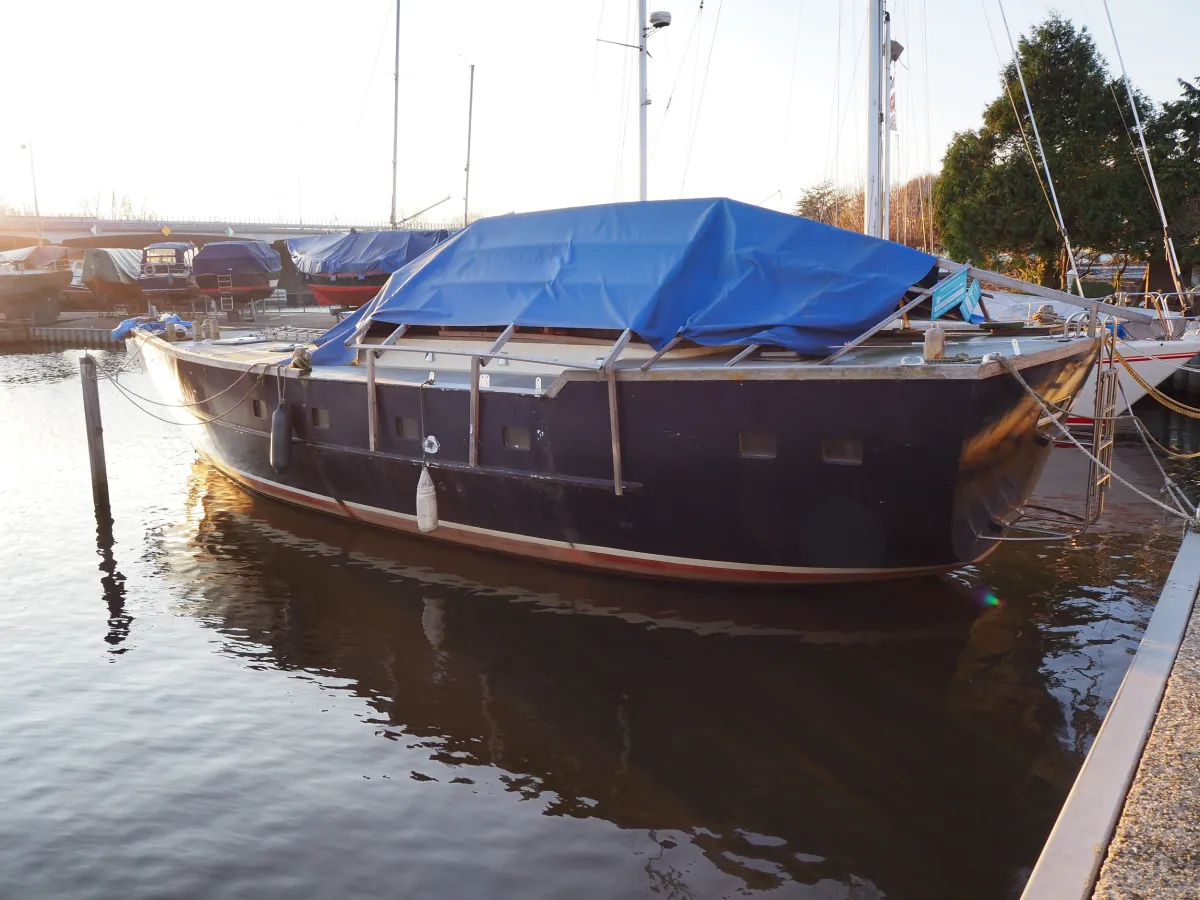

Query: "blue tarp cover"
(288, 230), (451, 277)
(194, 240), (282, 276)
(310, 198), (936, 366)
(112, 314), (191, 340)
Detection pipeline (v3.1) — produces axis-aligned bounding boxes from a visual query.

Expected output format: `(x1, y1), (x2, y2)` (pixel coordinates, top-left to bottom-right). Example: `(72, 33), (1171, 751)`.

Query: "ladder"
(1087, 336), (1120, 521)
(217, 273), (235, 311)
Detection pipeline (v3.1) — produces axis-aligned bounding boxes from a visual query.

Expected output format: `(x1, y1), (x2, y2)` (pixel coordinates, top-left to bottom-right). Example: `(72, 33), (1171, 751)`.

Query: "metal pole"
(881, 11), (892, 242)
(864, 0), (883, 237)
(1101, 0), (1186, 298)
(637, 0), (649, 202)
(389, 0), (401, 229)
(25, 141), (43, 247)
(367, 348), (378, 451)
(79, 354), (110, 517)
(468, 355), (480, 467)
(464, 64), (475, 227)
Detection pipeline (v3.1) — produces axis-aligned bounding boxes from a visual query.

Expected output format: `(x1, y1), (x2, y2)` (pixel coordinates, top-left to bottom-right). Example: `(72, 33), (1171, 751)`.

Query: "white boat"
(981, 292), (1200, 422)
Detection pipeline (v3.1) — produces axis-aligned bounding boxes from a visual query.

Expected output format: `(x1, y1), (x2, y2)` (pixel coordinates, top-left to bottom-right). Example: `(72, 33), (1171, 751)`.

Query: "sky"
(0, 0), (1196, 226)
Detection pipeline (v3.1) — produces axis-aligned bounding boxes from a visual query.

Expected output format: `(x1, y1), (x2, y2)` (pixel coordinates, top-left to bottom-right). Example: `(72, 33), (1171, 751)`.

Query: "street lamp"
(19, 141), (43, 247)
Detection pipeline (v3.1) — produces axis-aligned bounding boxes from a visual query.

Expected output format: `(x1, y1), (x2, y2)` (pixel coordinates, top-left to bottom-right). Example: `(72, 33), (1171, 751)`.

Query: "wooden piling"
(79, 354), (111, 516)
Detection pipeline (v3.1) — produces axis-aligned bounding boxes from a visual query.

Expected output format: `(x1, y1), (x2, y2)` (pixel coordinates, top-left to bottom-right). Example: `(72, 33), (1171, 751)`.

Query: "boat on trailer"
(129, 198), (1101, 583)
(287, 229), (451, 309)
(138, 241), (201, 306)
(194, 240), (282, 315)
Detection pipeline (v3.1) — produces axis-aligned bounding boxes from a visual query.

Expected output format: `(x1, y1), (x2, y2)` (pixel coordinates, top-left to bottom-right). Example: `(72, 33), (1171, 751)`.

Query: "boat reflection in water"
(159, 462), (1099, 899)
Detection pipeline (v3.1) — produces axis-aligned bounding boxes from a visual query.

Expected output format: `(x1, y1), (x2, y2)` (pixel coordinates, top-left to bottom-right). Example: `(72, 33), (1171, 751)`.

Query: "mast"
(23, 141), (42, 247)
(881, 11), (892, 241)
(638, 0), (649, 201)
(389, 1), (401, 229)
(464, 64), (475, 227)
(864, 0), (884, 237)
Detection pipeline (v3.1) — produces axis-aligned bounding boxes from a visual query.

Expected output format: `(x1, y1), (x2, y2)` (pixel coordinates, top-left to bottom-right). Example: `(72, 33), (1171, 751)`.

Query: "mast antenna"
(390, 1), (401, 229)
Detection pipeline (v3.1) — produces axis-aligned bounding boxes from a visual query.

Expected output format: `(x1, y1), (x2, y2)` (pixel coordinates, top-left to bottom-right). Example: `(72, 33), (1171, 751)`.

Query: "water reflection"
(156, 463), (1108, 900)
(96, 516), (132, 653)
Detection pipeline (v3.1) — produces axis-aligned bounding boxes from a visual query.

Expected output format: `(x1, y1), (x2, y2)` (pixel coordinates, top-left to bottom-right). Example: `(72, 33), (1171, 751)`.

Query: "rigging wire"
(979, 0), (1057, 234)
(996, 0), (1087, 298)
(921, 0), (933, 250)
(650, 1), (704, 166)
(777, 0), (808, 205)
(679, 0), (724, 196)
(612, 0), (636, 200)
(831, 13), (868, 188)
(1100, 0), (1187, 297)
(823, 0), (844, 185)
(352, 1), (398, 139)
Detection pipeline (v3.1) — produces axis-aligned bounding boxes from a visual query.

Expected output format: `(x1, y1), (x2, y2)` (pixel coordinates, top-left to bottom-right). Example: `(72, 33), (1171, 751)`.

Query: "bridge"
(0, 214), (456, 250)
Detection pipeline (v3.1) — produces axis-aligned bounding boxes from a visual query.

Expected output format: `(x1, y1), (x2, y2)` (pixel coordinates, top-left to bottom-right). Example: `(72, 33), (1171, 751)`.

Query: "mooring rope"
(107, 368), (268, 428)
(1113, 340), (1200, 421)
(996, 355), (1199, 525)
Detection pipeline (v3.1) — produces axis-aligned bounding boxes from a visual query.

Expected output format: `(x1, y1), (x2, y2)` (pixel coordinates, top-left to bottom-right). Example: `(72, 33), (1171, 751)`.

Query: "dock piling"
(79, 354), (111, 517)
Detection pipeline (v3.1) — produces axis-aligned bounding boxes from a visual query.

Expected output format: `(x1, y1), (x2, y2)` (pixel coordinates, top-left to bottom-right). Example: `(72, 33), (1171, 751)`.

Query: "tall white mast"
(638, 0), (649, 202)
(389, 1), (401, 229)
(881, 11), (892, 241)
(464, 63), (475, 227)
(864, 0), (884, 237)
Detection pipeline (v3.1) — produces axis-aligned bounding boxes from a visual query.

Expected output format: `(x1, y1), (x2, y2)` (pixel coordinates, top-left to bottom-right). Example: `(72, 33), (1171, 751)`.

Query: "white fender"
(416, 467), (438, 533)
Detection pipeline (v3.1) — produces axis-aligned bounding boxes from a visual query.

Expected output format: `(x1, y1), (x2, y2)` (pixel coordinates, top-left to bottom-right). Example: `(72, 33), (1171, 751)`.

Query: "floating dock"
(1021, 528), (1200, 899)
(0, 323), (121, 349)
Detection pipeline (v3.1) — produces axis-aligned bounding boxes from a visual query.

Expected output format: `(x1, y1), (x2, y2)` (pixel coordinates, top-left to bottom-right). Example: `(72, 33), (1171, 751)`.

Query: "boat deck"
(139, 324), (1096, 391)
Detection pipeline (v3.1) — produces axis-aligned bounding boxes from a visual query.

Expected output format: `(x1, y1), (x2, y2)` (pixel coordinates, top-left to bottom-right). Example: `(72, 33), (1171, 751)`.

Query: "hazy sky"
(0, 0), (1196, 225)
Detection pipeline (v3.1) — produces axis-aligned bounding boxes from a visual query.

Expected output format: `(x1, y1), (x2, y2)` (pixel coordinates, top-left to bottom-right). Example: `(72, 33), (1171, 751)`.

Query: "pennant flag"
(931, 268), (969, 320)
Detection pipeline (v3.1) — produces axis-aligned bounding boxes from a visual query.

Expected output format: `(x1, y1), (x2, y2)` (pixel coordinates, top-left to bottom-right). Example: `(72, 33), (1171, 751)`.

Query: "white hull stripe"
(208, 458), (967, 583)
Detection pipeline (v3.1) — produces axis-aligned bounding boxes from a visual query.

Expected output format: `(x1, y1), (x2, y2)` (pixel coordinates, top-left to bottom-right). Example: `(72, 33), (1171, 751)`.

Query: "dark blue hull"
(138, 335), (1095, 582)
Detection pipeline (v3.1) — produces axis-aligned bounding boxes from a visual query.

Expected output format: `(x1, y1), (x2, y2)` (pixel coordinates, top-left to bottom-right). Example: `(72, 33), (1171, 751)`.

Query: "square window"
(503, 425), (531, 451)
(397, 416), (419, 439)
(311, 407), (330, 429)
(739, 431), (776, 459)
(822, 437), (862, 465)
(252, 399), (268, 419)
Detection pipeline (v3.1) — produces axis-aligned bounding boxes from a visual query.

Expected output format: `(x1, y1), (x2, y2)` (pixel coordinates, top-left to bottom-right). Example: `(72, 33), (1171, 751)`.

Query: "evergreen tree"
(935, 16), (1154, 288)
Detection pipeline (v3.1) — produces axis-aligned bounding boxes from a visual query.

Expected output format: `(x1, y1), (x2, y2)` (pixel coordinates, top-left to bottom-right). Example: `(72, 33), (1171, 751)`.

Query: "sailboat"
(123, 0), (1110, 584)
(283, 11), (455, 311)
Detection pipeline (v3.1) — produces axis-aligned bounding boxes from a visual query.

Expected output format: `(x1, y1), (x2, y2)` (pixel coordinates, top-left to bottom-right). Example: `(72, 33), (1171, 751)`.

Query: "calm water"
(1, 347), (1196, 900)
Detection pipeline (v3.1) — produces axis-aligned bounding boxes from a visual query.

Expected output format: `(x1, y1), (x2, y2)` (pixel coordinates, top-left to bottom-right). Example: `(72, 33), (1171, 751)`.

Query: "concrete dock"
(1093, 588), (1200, 898)
(1021, 528), (1200, 899)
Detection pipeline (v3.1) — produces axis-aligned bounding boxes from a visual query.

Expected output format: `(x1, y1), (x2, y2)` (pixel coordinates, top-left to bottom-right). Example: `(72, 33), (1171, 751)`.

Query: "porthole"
(822, 437), (862, 465)
(311, 407), (330, 429)
(738, 431), (776, 459)
(396, 416), (419, 439)
(503, 425), (531, 451)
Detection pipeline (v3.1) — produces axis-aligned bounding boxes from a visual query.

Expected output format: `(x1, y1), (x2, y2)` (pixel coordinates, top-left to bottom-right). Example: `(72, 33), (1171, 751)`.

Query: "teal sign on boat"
(932, 268), (969, 319)
(960, 278), (982, 321)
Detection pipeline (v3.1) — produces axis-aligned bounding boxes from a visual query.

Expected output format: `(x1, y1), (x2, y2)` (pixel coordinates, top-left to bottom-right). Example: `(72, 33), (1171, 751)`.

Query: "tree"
(794, 176), (936, 251)
(935, 15), (1155, 288)
(1145, 76), (1200, 285)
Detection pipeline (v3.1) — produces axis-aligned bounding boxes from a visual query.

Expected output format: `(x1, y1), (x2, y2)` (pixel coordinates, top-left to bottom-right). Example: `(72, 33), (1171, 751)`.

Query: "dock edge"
(1019, 528), (1200, 900)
